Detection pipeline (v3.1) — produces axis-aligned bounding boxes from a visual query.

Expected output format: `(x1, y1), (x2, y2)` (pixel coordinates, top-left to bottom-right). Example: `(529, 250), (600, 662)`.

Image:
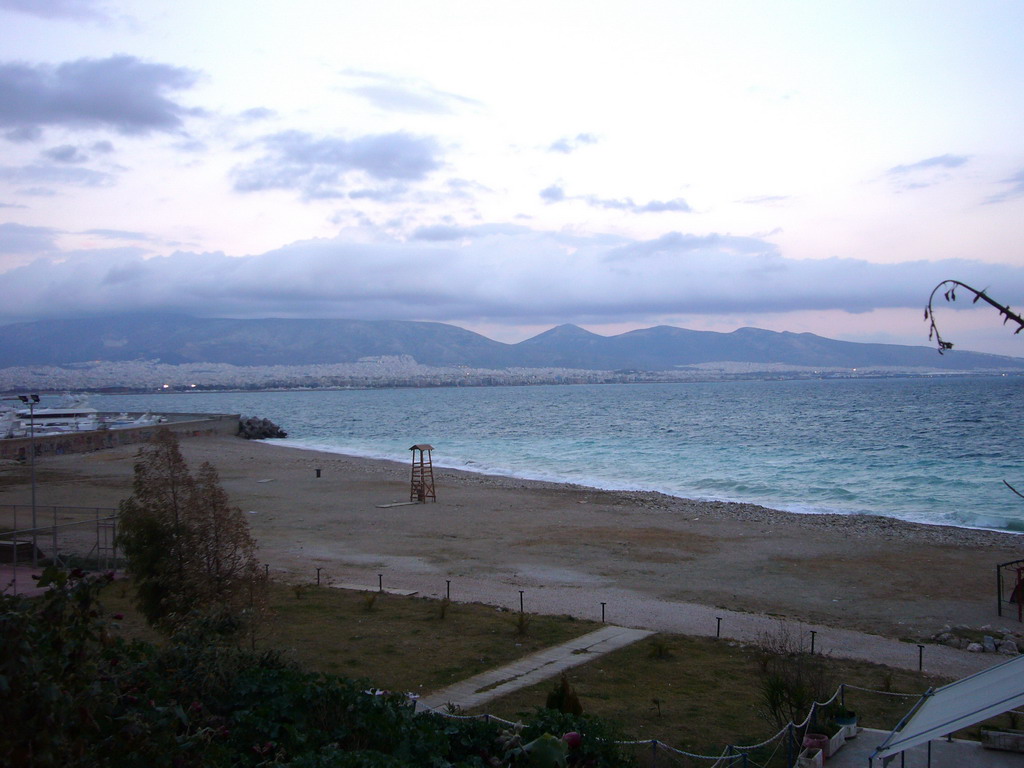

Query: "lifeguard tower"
(409, 444), (436, 503)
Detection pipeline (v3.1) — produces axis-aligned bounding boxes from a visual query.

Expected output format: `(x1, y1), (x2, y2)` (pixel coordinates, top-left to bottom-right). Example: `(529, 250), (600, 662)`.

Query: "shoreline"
(274, 436), (1024, 539)
(2, 435), (1023, 649)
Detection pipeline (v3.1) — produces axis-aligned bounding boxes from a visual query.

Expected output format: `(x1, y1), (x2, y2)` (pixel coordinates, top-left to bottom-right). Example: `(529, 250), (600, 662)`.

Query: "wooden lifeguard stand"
(409, 444), (436, 503)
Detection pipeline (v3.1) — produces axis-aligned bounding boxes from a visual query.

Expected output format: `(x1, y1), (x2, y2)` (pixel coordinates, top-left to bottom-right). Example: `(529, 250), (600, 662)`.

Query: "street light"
(17, 394), (39, 566)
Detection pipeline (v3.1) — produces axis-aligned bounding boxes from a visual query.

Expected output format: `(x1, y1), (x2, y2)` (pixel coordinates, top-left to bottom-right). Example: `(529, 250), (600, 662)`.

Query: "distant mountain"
(0, 314), (1021, 372)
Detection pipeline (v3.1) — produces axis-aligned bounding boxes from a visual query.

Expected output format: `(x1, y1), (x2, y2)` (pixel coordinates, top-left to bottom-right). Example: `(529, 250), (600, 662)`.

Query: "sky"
(1, 1), (1024, 356)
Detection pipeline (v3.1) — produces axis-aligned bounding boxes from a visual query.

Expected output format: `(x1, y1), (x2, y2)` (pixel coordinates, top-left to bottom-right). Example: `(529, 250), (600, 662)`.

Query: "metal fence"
(0, 504), (118, 594)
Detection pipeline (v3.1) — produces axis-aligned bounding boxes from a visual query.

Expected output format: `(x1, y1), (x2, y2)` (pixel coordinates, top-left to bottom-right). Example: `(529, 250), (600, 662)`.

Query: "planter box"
(796, 747), (823, 768)
(828, 727), (847, 756)
(982, 729), (1024, 752)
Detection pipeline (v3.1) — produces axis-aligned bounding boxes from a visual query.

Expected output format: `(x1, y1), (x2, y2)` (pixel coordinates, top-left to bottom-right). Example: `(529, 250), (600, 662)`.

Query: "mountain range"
(0, 314), (1021, 372)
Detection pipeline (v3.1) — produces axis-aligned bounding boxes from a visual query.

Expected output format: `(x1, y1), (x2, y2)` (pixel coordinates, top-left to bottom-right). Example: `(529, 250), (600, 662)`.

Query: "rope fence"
(414, 680), (929, 766)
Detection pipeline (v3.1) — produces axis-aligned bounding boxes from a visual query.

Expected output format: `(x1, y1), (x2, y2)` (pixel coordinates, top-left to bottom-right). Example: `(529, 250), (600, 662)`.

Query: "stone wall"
(0, 413), (240, 462)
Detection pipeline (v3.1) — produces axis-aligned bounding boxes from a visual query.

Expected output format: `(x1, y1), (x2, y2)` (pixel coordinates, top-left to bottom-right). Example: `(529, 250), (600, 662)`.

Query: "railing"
(0, 505), (119, 594)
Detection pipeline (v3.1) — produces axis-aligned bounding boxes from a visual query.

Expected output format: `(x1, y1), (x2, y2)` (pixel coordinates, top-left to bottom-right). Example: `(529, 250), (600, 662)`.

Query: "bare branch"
(926, 280), (1024, 354)
(1004, 480), (1024, 501)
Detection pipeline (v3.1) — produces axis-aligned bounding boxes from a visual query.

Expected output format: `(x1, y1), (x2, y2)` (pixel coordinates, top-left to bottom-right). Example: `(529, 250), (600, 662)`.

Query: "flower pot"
(796, 747), (823, 768)
(835, 712), (859, 738)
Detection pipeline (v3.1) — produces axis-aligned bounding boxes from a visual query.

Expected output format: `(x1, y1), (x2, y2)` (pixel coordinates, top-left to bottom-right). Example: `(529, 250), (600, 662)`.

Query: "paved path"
(416, 625), (653, 713)
(384, 576), (1007, 680)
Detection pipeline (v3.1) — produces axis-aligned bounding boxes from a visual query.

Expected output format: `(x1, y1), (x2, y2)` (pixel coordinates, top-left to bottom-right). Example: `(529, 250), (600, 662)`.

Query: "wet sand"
(2, 434), (1022, 644)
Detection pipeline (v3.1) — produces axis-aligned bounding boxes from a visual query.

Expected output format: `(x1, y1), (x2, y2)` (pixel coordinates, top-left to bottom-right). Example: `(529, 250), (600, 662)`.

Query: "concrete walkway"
(416, 624), (653, 713)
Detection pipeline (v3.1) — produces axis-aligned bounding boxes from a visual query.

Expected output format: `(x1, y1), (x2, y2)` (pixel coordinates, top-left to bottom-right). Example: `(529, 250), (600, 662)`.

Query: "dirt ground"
(2, 434), (1022, 642)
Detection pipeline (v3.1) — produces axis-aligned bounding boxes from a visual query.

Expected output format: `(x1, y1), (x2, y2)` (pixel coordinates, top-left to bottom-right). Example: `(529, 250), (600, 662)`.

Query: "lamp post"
(17, 394), (39, 566)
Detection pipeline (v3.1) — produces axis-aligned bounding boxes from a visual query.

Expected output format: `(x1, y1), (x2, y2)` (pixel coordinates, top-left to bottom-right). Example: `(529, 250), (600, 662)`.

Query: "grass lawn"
(101, 579), (602, 695)
(473, 631), (949, 761)
(101, 579), (1021, 764)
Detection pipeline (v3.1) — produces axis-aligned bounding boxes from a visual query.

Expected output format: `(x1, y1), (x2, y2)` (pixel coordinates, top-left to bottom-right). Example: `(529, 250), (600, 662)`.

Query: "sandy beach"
(2, 433), (1023, 670)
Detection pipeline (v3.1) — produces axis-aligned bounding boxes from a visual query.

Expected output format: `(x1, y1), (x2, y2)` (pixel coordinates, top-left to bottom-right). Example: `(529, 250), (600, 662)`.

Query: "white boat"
(15, 404), (102, 434)
(6, 396), (165, 438)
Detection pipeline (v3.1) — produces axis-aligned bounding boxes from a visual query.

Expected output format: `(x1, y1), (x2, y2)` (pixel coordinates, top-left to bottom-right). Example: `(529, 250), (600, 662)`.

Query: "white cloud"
(343, 71), (481, 115)
(233, 130), (444, 200)
(1, 226), (1020, 327)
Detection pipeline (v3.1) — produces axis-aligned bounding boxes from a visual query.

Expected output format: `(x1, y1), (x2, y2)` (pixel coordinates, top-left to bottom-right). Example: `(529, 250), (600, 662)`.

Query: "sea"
(89, 376), (1024, 533)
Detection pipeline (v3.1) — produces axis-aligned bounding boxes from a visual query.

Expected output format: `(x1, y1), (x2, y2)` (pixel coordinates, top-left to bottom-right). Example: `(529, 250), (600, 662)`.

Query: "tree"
(118, 429), (265, 636)
(925, 280), (1024, 353)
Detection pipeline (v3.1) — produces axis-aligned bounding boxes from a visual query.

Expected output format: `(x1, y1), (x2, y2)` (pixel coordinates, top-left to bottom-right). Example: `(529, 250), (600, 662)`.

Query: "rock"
(1000, 641), (1020, 655)
(238, 416), (288, 440)
(935, 632), (954, 644)
(943, 637), (961, 648)
(984, 636), (998, 653)
(967, 643), (984, 653)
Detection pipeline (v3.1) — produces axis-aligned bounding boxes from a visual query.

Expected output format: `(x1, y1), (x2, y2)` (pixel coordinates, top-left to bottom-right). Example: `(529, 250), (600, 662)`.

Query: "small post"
(810, 630), (817, 654)
(446, 579), (451, 600)
(519, 590), (524, 613)
(316, 567), (322, 586)
(716, 616), (723, 638)
(650, 740), (658, 765)
(264, 563), (269, 577)
(917, 644), (925, 671)
(601, 602), (606, 622)
(316, 468), (321, 478)
(378, 573), (383, 593)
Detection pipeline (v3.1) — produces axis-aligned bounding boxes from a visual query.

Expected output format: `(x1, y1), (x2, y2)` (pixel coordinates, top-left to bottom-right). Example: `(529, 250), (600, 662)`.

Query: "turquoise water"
(92, 376), (1024, 531)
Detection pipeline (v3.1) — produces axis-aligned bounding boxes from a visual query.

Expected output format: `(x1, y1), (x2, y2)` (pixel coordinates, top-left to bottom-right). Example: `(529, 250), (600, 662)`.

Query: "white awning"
(872, 653), (1024, 764)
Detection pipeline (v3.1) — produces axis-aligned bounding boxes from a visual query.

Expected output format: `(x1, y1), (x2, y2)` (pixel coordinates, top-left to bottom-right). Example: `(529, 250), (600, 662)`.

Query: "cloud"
(548, 133), (598, 154)
(343, 71), (480, 114)
(0, 222), (60, 254)
(233, 130), (443, 200)
(986, 169), (1024, 204)
(2, 225), (1020, 327)
(887, 154), (969, 175)
(885, 154), (971, 192)
(540, 183), (690, 213)
(81, 228), (151, 240)
(0, 163), (114, 187)
(42, 144), (89, 163)
(239, 107), (275, 122)
(0, 55), (200, 137)
(539, 184), (565, 202)
(0, 0), (108, 20)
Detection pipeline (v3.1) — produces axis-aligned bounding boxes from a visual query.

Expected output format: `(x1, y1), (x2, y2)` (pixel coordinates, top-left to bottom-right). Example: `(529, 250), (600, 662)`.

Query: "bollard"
(601, 602), (606, 623)
(316, 567), (322, 586)
(378, 574), (383, 593)
(316, 468), (321, 478)
(716, 616), (723, 638)
(810, 630), (817, 654)
(917, 644), (924, 671)
(519, 590), (524, 613)
(446, 579), (451, 600)
(264, 564), (269, 577)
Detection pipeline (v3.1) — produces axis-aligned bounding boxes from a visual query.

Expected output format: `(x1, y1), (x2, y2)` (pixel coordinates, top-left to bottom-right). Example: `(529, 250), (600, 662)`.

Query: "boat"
(5, 396), (166, 438)
(14, 403), (102, 435)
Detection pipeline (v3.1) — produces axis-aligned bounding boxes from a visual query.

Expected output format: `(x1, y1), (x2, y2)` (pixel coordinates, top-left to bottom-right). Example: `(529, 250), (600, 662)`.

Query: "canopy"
(872, 653), (1024, 764)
